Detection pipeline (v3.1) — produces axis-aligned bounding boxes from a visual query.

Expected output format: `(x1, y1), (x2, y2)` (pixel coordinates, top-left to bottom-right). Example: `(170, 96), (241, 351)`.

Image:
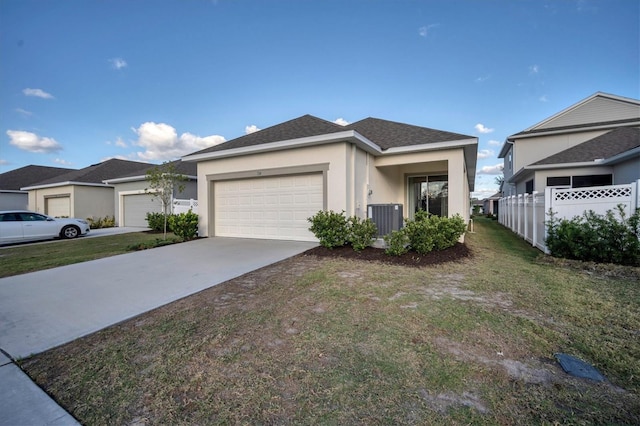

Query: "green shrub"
(347, 216), (378, 251)
(432, 214), (467, 250)
(384, 229), (409, 256)
(404, 211), (467, 254)
(168, 211), (199, 241)
(146, 212), (174, 232)
(86, 215), (116, 229)
(546, 206), (640, 266)
(308, 210), (349, 248)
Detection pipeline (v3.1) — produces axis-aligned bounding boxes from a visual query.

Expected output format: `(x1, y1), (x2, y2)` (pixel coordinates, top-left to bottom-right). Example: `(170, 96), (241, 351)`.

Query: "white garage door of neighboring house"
(215, 173), (323, 241)
(123, 193), (163, 227)
(46, 197), (71, 218)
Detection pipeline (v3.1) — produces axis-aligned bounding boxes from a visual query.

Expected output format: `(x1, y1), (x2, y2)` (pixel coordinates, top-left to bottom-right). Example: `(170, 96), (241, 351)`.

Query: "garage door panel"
(46, 197), (70, 218)
(215, 173), (322, 241)
(123, 194), (162, 227)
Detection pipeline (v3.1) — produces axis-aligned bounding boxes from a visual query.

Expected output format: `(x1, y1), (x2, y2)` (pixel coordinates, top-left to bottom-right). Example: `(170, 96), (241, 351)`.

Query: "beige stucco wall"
(74, 186), (114, 220)
(28, 185), (114, 219)
(28, 185), (74, 215)
(372, 149), (470, 222)
(196, 143), (352, 237)
(195, 143), (472, 238)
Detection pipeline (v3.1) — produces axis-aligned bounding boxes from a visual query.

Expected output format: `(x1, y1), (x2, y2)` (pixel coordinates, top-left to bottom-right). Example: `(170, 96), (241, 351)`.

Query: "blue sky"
(1, 0), (638, 198)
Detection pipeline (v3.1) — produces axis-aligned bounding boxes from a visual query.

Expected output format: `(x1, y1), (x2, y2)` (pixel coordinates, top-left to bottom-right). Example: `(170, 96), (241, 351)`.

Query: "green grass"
(0, 232), (180, 278)
(18, 218), (640, 424)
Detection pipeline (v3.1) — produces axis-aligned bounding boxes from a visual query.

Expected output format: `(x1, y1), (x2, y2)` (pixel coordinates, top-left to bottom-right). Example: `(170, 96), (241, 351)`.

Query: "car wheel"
(61, 225), (80, 239)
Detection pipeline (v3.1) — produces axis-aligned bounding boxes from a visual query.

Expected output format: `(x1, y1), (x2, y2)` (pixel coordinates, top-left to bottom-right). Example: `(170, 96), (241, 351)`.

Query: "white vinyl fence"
(173, 198), (198, 214)
(498, 180), (640, 253)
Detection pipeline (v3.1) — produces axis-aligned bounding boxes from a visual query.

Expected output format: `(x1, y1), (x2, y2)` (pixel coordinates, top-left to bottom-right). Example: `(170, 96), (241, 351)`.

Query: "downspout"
(350, 144), (356, 216)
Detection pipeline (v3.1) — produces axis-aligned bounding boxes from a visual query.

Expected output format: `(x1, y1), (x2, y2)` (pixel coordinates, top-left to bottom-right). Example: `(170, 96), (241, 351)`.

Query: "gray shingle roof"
(187, 114), (474, 157)
(25, 159), (152, 187)
(532, 127), (640, 166)
(0, 165), (75, 190)
(189, 115), (345, 156)
(346, 117), (472, 150)
(107, 159), (198, 181)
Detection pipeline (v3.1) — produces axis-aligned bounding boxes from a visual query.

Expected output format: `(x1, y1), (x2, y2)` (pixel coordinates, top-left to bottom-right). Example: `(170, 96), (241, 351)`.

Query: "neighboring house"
(0, 165), (74, 210)
(183, 114), (477, 242)
(499, 92), (640, 197)
(103, 160), (198, 227)
(482, 192), (501, 216)
(21, 159), (151, 220)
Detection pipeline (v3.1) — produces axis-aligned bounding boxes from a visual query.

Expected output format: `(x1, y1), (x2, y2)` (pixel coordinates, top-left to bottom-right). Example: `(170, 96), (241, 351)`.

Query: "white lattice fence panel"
(551, 184), (634, 220)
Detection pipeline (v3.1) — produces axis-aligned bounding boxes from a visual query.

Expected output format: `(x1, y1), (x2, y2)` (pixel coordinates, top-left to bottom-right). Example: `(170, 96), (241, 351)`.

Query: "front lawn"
(0, 232), (180, 278)
(20, 218), (640, 424)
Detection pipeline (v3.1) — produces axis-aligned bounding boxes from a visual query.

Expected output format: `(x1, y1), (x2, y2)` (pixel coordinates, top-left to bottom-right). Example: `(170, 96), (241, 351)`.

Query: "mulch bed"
(304, 243), (472, 267)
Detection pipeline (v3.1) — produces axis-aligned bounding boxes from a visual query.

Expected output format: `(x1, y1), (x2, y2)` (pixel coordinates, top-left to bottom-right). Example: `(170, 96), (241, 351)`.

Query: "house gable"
(531, 127), (640, 166)
(513, 92), (640, 137)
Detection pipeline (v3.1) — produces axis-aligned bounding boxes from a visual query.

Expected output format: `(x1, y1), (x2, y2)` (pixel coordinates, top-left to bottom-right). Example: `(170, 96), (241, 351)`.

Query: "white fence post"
(532, 191), (538, 249)
(523, 193), (529, 242)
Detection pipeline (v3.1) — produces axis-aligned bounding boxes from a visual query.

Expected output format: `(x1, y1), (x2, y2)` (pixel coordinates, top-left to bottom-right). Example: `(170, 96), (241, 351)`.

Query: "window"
(408, 175), (448, 218)
(572, 174), (612, 188)
(547, 176), (571, 187)
(525, 179), (534, 194)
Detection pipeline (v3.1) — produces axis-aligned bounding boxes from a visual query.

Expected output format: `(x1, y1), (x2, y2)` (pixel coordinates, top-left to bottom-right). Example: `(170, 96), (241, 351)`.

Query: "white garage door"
(123, 194), (163, 227)
(215, 173), (323, 241)
(46, 197), (70, 218)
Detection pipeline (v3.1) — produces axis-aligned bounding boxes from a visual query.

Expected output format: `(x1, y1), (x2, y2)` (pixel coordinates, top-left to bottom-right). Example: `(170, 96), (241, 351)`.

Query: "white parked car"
(0, 210), (90, 244)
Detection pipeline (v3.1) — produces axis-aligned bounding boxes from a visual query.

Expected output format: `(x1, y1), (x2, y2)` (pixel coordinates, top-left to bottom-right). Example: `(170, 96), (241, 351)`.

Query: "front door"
(408, 175), (448, 218)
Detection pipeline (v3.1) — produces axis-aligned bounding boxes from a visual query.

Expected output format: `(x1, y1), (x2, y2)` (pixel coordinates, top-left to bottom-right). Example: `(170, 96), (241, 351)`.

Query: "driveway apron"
(0, 237), (316, 359)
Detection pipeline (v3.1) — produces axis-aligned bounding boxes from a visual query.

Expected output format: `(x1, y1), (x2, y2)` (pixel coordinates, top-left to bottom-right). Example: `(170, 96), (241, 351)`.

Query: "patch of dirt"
(304, 243), (471, 267)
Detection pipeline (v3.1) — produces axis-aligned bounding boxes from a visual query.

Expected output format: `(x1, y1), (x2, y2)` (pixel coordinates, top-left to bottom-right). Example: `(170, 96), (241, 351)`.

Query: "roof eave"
(21, 181), (114, 191)
(508, 120), (640, 141)
(103, 174), (197, 184)
(601, 146), (640, 165)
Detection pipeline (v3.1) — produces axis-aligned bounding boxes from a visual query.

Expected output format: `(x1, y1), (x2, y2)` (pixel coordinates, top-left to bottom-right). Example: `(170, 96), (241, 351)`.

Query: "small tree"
(145, 162), (186, 239)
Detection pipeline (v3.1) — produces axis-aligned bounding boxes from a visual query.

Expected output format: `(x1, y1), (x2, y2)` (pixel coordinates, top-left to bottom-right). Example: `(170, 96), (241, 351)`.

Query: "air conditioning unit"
(367, 204), (403, 237)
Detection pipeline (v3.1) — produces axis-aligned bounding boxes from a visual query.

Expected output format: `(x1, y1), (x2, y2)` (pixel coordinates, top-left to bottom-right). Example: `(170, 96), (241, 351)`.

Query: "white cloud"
(477, 149), (495, 159)
(418, 24), (439, 37)
(23, 88), (54, 99)
(334, 118), (349, 126)
(477, 163), (504, 175)
(529, 64), (540, 74)
(109, 57), (128, 70)
(16, 108), (33, 116)
(475, 75), (491, 83)
(53, 158), (73, 166)
(474, 123), (494, 134)
(472, 187), (501, 199)
(133, 122), (226, 161)
(0, 159), (10, 166)
(488, 139), (502, 147)
(539, 95), (549, 102)
(245, 125), (260, 134)
(6, 130), (62, 153)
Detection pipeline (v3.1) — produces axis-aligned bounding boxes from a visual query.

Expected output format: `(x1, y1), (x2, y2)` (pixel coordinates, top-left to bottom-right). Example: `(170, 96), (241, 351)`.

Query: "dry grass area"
(20, 218), (640, 425)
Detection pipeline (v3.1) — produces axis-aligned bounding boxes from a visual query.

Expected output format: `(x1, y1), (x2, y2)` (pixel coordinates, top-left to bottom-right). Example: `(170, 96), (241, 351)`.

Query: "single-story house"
(482, 192), (502, 216)
(21, 159), (151, 220)
(0, 165), (74, 210)
(183, 114), (477, 242)
(499, 92), (640, 197)
(103, 160), (198, 227)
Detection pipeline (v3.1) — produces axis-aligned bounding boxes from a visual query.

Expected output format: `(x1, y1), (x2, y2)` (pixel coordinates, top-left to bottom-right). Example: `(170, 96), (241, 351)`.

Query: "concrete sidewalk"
(0, 237), (316, 425)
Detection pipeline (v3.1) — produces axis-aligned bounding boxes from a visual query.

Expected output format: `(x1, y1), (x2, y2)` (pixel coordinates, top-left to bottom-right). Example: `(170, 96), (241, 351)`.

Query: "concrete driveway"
(0, 237), (316, 359)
